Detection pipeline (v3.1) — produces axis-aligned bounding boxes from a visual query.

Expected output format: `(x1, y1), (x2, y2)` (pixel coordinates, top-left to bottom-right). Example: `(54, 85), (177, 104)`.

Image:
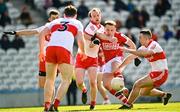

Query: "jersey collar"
(146, 39), (153, 47)
(90, 21), (101, 29)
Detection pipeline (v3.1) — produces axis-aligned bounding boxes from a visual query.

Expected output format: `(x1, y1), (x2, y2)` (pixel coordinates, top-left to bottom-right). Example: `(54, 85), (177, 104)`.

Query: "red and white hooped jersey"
(83, 22), (104, 58)
(45, 18), (83, 54)
(139, 40), (168, 71)
(100, 32), (127, 63)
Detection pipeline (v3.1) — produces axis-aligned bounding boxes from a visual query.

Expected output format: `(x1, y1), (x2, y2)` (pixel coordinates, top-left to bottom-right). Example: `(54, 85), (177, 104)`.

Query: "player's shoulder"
(150, 40), (162, 49)
(114, 32), (127, 39)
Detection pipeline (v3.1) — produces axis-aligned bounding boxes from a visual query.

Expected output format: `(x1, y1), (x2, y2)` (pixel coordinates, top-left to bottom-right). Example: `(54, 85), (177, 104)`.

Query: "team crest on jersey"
(90, 25), (95, 31)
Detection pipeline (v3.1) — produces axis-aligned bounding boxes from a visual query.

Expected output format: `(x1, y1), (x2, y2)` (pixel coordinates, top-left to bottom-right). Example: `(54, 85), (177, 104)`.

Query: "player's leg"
(140, 85), (171, 105)
(38, 60), (46, 88)
(122, 75), (153, 109)
(53, 63), (73, 110)
(97, 72), (110, 104)
(75, 68), (86, 92)
(38, 74), (46, 88)
(75, 68), (87, 104)
(87, 67), (98, 110)
(111, 60), (129, 97)
(140, 87), (164, 97)
(44, 62), (58, 111)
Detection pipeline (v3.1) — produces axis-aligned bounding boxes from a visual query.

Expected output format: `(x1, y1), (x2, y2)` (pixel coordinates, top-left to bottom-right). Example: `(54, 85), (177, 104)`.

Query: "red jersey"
(100, 32), (127, 63)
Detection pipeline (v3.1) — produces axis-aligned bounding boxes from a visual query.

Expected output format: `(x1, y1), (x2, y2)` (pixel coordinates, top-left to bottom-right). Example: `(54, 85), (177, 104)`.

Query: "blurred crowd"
(1, 0), (180, 52)
(0, 0), (180, 46)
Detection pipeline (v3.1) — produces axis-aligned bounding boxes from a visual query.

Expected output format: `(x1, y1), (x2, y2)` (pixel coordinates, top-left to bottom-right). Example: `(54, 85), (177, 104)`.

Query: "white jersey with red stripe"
(45, 18), (83, 54)
(35, 23), (50, 53)
(139, 40), (168, 71)
(83, 22), (104, 58)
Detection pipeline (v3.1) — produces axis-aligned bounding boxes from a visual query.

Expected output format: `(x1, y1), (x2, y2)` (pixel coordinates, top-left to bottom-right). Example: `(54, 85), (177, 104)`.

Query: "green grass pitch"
(0, 102), (179, 112)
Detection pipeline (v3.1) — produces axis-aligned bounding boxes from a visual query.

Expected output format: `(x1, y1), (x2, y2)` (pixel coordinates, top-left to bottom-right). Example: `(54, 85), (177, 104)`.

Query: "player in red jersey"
(114, 29), (172, 109)
(39, 5), (84, 111)
(95, 20), (136, 106)
(4, 9), (60, 89)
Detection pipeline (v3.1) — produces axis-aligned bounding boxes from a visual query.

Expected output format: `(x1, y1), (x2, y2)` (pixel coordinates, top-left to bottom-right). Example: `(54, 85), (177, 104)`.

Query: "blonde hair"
(104, 20), (116, 26)
(140, 28), (152, 38)
(88, 8), (101, 17)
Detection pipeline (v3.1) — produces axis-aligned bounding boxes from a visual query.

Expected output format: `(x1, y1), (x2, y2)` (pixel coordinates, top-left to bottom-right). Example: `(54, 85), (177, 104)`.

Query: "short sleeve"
(84, 24), (96, 36)
(138, 46), (147, 51)
(116, 32), (127, 44)
(148, 41), (162, 53)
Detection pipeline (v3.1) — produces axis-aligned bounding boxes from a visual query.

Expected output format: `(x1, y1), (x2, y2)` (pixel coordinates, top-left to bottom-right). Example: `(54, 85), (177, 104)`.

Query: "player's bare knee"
(90, 80), (97, 88)
(134, 81), (142, 88)
(97, 82), (102, 90)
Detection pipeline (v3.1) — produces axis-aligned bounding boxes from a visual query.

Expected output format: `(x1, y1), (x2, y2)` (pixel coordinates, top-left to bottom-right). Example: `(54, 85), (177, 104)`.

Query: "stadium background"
(0, 0), (180, 108)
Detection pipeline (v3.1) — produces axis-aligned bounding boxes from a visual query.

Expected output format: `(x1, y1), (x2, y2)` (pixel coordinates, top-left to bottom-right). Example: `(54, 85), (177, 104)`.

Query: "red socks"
(44, 102), (50, 110)
(110, 89), (116, 95)
(82, 88), (87, 93)
(54, 99), (60, 108)
(90, 101), (96, 106)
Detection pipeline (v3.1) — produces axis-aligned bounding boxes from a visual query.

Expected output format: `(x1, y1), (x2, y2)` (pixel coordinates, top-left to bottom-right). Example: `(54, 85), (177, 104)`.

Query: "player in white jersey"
(39, 5), (84, 111)
(75, 8), (113, 109)
(114, 29), (172, 109)
(3, 9), (60, 89)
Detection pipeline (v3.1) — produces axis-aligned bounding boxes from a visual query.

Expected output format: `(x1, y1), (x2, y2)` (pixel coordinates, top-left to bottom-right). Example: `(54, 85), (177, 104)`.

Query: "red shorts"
(75, 53), (98, 69)
(46, 46), (72, 64)
(149, 70), (168, 87)
(39, 60), (46, 72)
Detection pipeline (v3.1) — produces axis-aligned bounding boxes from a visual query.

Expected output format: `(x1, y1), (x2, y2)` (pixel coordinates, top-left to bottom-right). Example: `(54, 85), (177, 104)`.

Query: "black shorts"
(38, 71), (59, 77)
(39, 71), (46, 76)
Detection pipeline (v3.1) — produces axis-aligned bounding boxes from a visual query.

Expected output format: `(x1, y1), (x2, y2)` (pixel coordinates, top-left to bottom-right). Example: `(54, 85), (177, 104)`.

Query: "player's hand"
(38, 52), (45, 62)
(89, 38), (100, 48)
(80, 53), (87, 61)
(3, 31), (16, 35)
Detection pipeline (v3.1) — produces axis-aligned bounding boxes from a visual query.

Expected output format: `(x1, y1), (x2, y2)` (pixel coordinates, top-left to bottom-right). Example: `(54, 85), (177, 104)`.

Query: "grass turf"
(0, 102), (179, 112)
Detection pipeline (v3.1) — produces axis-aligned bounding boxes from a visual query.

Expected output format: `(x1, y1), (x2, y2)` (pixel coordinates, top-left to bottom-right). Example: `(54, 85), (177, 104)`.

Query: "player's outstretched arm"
(113, 54), (137, 73)
(4, 29), (39, 36)
(122, 47), (154, 57)
(16, 29), (39, 36)
(95, 32), (117, 43)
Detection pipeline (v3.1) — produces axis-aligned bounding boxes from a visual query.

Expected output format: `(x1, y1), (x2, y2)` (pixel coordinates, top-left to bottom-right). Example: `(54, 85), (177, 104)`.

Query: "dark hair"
(140, 29), (152, 37)
(64, 5), (77, 17)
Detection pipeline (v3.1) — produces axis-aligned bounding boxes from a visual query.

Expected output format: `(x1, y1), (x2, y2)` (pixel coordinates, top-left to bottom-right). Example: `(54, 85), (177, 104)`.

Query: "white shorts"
(103, 56), (123, 73)
(97, 65), (104, 73)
